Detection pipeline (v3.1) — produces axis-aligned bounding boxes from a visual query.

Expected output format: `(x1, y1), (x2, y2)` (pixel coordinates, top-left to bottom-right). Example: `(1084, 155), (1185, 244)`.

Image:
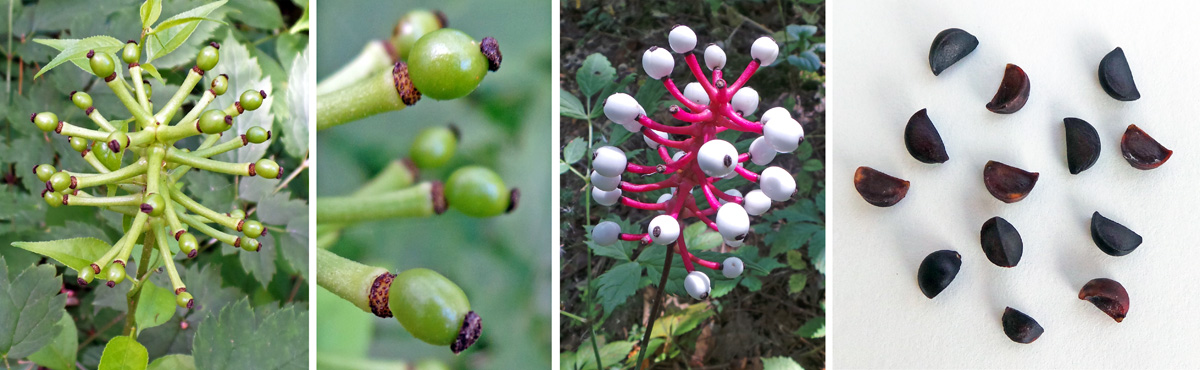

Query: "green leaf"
(0, 256), (67, 359)
(786, 24), (818, 40)
(785, 250), (807, 270)
(145, 1), (228, 62)
(12, 238), (112, 272)
(192, 299), (308, 370)
(208, 31), (275, 164)
(788, 273), (808, 294)
(148, 355), (195, 370)
(281, 43), (311, 158)
(140, 63), (165, 85)
(224, 0), (283, 29)
(576, 53), (616, 99)
(135, 280), (176, 334)
(27, 313), (76, 370)
(563, 137), (586, 164)
(140, 0), (162, 29)
(33, 36), (125, 79)
(762, 356), (804, 370)
(795, 316), (826, 338)
(809, 233), (826, 274)
(787, 51), (822, 72)
(98, 336), (148, 370)
(682, 222), (722, 251)
(795, 140), (813, 160)
(560, 90), (589, 119)
(633, 77), (667, 113)
(574, 340), (633, 370)
(595, 262), (642, 314)
(802, 158), (824, 172)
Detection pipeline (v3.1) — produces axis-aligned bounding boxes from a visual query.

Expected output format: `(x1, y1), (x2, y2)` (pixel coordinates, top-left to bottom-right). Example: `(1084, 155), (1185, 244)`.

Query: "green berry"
(32, 112), (58, 132)
(227, 209), (246, 219)
(121, 41), (140, 65)
(240, 237), (261, 252)
(211, 74), (229, 96)
(239, 90), (265, 111)
(392, 10), (445, 60)
(48, 171), (72, 192)
(105, 264), (126, 286)
(196, 43), (220, 71)
(245, 126), (270, 144)
(179, 233), (199, 258)
(88, 50), (116, 78)
(445, 166), (510, 217)
(254, 159), (281, 179)
(141, 193), (165, 217)
(142, 81), (152, 96)
(69, 137), (88, 152)
(198, 109), (231, 134)
(77, 268), (95, 285)
(176, 292), (194, 309)
(43, 191), (63, 207)
(241, 220), (264, 238)
(91, 141), (122, 171)
(389, 268), (470, 346)
(106, 131), (130, 153)
(408, 29), (489, 100)
(71, 91), (93, 110)
(410, 126), (458, 169)
(34, 164), (56, 182)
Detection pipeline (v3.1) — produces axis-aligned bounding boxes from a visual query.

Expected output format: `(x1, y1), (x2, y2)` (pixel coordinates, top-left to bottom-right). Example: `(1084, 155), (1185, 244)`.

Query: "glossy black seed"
(1120, 124), (1172, 170)
(904, 109), (949, 164)
(1078, 278), (1130, 322)
(980, 217), (1023, 267)
(986, 64), (1030, 114)
(928, 28), (978, 76)
(917, 250), (961, 299)
(853, 166), (910, 207)
(1064, 118), (1101, 174)
(1002, 307), (1044, 344)
(983, 161), (1039, 203)
(1090, 212), (1142, 256)
(1098, 47), (1140, 101)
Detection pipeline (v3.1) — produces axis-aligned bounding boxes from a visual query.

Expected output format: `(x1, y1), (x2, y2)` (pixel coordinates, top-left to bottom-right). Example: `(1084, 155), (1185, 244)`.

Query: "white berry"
(683, 82), (710, 105)
(684, 271), (711, 299)
(643, 129), (668, 149)
(764, 116), (803, 153)
(668, 25), (697, 53)
(722, 257), (744, 278)
(749, 137), (777, 166)
(725, 238), (744, 248)
(656, 192), (673, 214)
(592, 187), (622, 206)
(750, 37), (779, 65)
(590, 170), (621, 192)
(642, 47), (674, 80)
(721, 189), (742, 205)
(760, 166), (796, 201)
(603, 93), (642, 127)
(743, 189), (772, 216)
(592, 146), (626, 177)
(697, 139), (738, 177)
(759, 107), (790, 125)
(731, 87), (759, 116)
(704, 44), (726, 70)
(715, 203), (750, 242)
(672, 150), (685, 162)
(648, 215), (680, 245)
(593, 221), (621, 246)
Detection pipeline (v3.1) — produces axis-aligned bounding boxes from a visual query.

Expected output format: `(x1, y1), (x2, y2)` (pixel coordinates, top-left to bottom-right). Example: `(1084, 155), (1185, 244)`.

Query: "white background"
(827, 1), (1200, 368)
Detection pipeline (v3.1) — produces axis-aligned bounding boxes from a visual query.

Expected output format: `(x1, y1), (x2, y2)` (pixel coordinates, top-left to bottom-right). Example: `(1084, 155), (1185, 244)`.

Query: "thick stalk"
(173, 90), (215, 128)
(189, 136), (246, 158)
(130, 65), (150, 112)
(316, 248), (390, 314)
(63, 193), (142, 207)
(176, 210), (239, 247)
(316, 41), (394, 95)
(86, 108), (117, 132)
(315, 182), (442, 224)
(123, 226), (156, 337)
(168, 134), (222, 182)
(152, 225), (184, 292)
(56, 122), (109, 141)
(106, 77), (156, 127)
(72, 158), (149, 189)
(317, 63), (414, 130)
(168, 187), (240, 230)
(164, 148), (252, 177)
(154, 69), (203, 125)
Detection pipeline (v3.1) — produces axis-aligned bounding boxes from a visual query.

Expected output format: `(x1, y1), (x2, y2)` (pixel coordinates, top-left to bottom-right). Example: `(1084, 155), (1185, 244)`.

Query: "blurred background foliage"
(316, 0), (551, 369)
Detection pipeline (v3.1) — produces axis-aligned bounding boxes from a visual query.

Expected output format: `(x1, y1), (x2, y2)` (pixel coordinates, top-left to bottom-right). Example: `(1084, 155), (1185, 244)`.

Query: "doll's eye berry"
(904, 108), (949, 164)
(71, 91), (93, 110)
(211, 74), (229, 96)
(196, 44), (220, 71)
(982, 160), (1038, 203)
(444, 166), (514, 217)
(122, 40), (140, 65)
(1063, 117), (1101, 174)
(408, 28), (494, 100)
(853, 166), (909, 207)
(239, 90), (266, 111)
(1078, 278), (1129, 322)
(1120, 124), (1171, 170)
(88, 50), (116, 78)
(986, 64), (1030, 114)
(410, 125), (459, 169)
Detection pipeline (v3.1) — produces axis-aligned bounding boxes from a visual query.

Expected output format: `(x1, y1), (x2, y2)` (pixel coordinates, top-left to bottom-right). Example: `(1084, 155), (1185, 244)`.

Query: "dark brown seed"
(1078, 278), (1130, 322)
(917, 250), (961, 299)
(980, 217), (1022, 267)
(983, 161), (1038, 203)
(1064, 118), (1101, 174)
(929, 28), (978, 76)
(1120, 124), (1171, 170)
(904, 108), (949, 164)
(1002, 307), (1044, 344)
(986, 64), (1030, 114)
(1098, 47), (1140, 101)
(1090, 212), (1142, 256)
(853, 166), (910, 207)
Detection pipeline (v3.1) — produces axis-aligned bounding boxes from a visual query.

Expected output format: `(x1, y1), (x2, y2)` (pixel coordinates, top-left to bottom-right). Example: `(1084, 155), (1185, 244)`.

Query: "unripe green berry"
(121, 41), (140, 65)
(240, 237), (260, 252)
(34, 164), (56, 182)
(91, 141), (122, 171)
(88, 50), (116, 78)
(241, 220), (265, 238)
(105, 264), (126, 286)
(389, 268), (470, 346)
(141, 193), (165, 217)
(43, 191), (63, 207)
(176, 291), (194, 309)
(392, 10), (445, 60)
(48, 171), (72, 192)
(445, 166), (510, 217)
(32, 112), (58, 132)
(106, 131), (130, 153)
(211, 74), (229, 95)
(198, 109), (232, 134)
(143, 81), (152, 96)
(179, 233), (199, 258)
(245, 126), (270, 144)
(411, 126), (458, 169)
(227, 209), (246, 219)
(408, 29), (489, 100)
(239, 90), (265, 111)
(196, 43), (220, 71)
(254, 159), (281, 179)
(71, 91), (93, 110)
(77, 268), (95, 285)
(69, 137), (88, 152)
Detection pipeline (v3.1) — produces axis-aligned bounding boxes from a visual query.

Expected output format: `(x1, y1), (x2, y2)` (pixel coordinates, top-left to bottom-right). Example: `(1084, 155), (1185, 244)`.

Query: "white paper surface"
(827, 1), (1200, 368)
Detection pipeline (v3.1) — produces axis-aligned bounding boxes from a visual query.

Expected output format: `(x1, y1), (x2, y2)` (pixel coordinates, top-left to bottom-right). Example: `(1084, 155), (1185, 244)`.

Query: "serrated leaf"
(650, 302), (713, 339)
(788, 51), (822, 72)
(145, 1), (227, 62)
(809, 233), (825, 274)
(98, 336), (148, 370)
(0, 257), (66, 359)
(140, 63), (165, 85)
(224, 0), (283, 29)
(683, 222), (722, 251)
(192, 299), (308, 370)
(141, 0), (162, 29)
(762, 356), (804, 370)
(27, 313), (75, 370)
(595, 262), (642, 314)
(208, 31), (274, 164)
(281, 43), (311, 158)
(633, 77), (666, 113)
(135, 280), (176, 334)
(33, 36), (125, 79)
(786, 24), (818, 40)
(563, 137), (586, 164)
(238, 231), (277, 288)
(576, 53), (616, 98)
(785, 250), (807, 270)
(802, 158), (823, 172)
(795, 316), (825, 338)
(148, 355), (195, 370)
(561, 90), (588, 119)
(574, 340), (632, 370)
(788, 273), (808, 294)
(281, 215), (310, 278)
(12, 238), (112, 272)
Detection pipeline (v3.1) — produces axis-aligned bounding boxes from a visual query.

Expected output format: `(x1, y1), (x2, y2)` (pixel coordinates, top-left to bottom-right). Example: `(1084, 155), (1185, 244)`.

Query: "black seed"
(1120, 124), (1171, 170)
(917, 250), (961, 299)
(1064, 118), (1101, 174)
(1090, 212), (1142, 256)
(904, 108), (949, 164)
(928, 28), (978, 76)
(986, 64), (1030, 114)
(1098, 47), (1140, 101)
(1079, 278), (1130, 322)
(853, 166), (910, 207)
(983, 161), (1038, 203)
(1002, 307), (1044, 344)
(980, 217), (1023, 267)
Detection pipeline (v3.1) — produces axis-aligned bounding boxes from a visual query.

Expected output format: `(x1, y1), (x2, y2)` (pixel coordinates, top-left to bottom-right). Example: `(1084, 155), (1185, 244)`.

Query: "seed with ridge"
(1001, 307), (1044, 344)
(986, 64), (1030, 114)
(980, 216), (1022, 267)
(928, 28), (978, 76)
(1098, 47), (1140, 101)
(917, 250), (961, 299)
(983, 161), (1038, 203)
(1063, 117), (1101, 174)
(1078, 278), (1130, 322)
(853, 166), (910, 207)
(904, 108), (949, 164)
(1120, 124), (1171, 170)
(1090, 212), (1142, 256)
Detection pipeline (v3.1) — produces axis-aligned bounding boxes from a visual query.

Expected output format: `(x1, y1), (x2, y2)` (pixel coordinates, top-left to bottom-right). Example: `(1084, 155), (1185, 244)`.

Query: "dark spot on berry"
(106, 281), (115, 288)
(652, 226), (661, 237)
(506, 188), (521, 213)
(723, 155), (732, 167)
(86, 50), (95, 58)
(481, 37), (502, 72)
(451, 311), (483, 354)
(430, 181), (447, 215)
(210, 41), (220, 49)
(368, 272), (397, 318)
(392, 61), (422, 106)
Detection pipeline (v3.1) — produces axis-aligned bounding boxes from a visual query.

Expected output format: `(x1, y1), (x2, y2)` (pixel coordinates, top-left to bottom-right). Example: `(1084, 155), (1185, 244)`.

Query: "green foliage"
(0, 257), (67, 360)
(99, 336), (149, 370)
(192, 299), (308, 369)
(27, 315), (77, 370)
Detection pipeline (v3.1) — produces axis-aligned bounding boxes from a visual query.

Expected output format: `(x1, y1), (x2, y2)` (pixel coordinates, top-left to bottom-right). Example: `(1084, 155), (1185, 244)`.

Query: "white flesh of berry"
(592, 146), (627, 177)
(643, 129), (668, 149)
(685, 271), (711, 299)
(743, 189), (772, 216)
(722, 257), (744, 278)
(751, 37), (779, 65)
(592, 187), (622, 206)
(704, 44), (726, 70)
(764, 116), (803, 153)
(683, 82), (710, 105)
(668, 25), (697, 53)
(749, 136), (777, 166)
(603, 93), (642, 126)
(648, 214), (680, 245)
(697, 140), (738, 177)
(731, 87), (759, 116)
(716, 203), (750, 242)
(642, 47), (674, 80)
(760, 166), (796, 201)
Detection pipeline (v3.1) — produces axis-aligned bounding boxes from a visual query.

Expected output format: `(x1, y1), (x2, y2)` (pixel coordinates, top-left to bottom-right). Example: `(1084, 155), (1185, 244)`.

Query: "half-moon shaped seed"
(980, 217), (1023, 267)
(986, 64), (1030, 114)
(1064, 118), (1101, 174)
(928, 28), (978, 76)
(1098, 47), (1140, 101)
(1002, 307), (1044, 344)
(853, 166), (910, 207)
(917, 250), (961, 299)
(1120, 124), (1171, 170)
(904, 109), (949, 164)
(1090, 212), (1142, 256)
(983, 161), (1038, 203)
(1078, 278), (1130, 322)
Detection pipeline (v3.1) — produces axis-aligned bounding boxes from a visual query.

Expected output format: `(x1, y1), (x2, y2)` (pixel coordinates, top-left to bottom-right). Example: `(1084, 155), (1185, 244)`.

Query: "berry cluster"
(31, 41), (274, 309)
(589, 25), (805, 299)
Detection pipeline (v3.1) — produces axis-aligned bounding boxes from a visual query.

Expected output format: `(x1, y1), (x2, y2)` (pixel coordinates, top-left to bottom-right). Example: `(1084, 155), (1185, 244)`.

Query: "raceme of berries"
(589, 25), (803, 300)
(28, 42), (276, 308)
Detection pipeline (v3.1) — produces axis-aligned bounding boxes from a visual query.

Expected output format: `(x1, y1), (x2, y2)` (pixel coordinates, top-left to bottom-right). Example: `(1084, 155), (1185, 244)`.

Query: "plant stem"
(123, 226), (156, 338)
(164, 148), (251, 177)
(175, 210), (239, 247)
(106, 77), (155, 128)
(583, 95), (604, 370)
(634, 240), (675, 370)
(154, 69), (203, 125)
(173, 90), (215, 128)
(56, 122), (109, 141)
(316, 41), (394, 95)
(86, 108), (117, 132)
(315, 182), (441, 224)
(188, 136), (245, 158)
(72, 158), (148, 189)
(169, 187), (240, 230)
(130, 65), (150, 112)
(152, 224), (184, 291)
(315, 248), (389, 314)
(317, 64), (410, 130)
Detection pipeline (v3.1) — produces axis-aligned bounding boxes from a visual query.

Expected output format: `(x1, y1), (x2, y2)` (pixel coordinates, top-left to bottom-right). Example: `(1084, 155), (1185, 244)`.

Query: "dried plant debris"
(982, 161), (1039, 203)
(1063, 117), (1101, 174)
(917, 250), (962, 299)
(1120, 124), (1172, 170)
(929, 28), (979, 76)
(986, 64), (1031, 114)
(980, 217), (1023, 268)
(904, 108), (949, 164)
(1098, 47), (1140, 101)
(1090, 212), (1142, 256)
(853, 166), (910, 207)
(1078, 278), (1130, 322)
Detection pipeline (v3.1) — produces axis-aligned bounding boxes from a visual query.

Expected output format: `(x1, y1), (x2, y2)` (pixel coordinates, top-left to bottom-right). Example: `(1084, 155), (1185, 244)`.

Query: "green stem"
(115, 212), (150, 264)
(63, 193), (142, 207)
(81, 151), (112, 174)
(316, 41), (394, 95)
(316, 248), (389, 314)
(168, 187), (240, 230)
(106, 77), (156, 127)
(72, 158), (148, 189)
(85, 109), (117, 133)
(584, 97), (604, 370)
(162, 192), (184, 233)
(56, 122), (109, 141)
(130, 65), (150, 112)
(189, 136), (246, 158)
(168, 134), (222, 183)
(164, 148), (251, 177)
(146, 145), (164, 195)
(124, 226), (156, 338)
(173, 90), (215, 128)
(93, 232), (133, 272)
(315, 182), (440, 224)
(317, 64), (410, 130)
(154, 69), (203, 125)
(143, 122), (203, 145)
(353, 159), (417, 196)
(176, 210), (239, 247)
(152, 224), (184, 291)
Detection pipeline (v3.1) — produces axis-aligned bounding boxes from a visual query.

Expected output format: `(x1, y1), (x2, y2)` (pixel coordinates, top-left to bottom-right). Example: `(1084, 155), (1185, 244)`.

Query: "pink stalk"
(728, 60), (760, 92)
(734, 165), (760, 182)
(641, 127), (689, 149)
(670, 106), (712, 123)
(619, 233), (648, 242)
(636, 115), (693, 136)
(685, 200), (719, 231)
(688, 253), (721, 270)
(626, 162), (660, 174)
(683, 54), (717, 97)
(718, 105), (764, 133)
(738, 152), (750, 163)
(663, 78), (702, 111)
(660, 151), (696, 173)
(621, 196), (666, 211)
(700, 182), (722, 210)
(676, 232), (695, 272)
(620, 177), (678, 193)
(708, 182), (742, 203)
(657, 146), (673, 163)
